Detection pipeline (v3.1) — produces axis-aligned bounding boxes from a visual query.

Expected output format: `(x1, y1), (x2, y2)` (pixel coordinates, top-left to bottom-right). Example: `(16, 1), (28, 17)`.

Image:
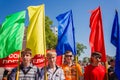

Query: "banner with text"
(0, 50), (62, 68)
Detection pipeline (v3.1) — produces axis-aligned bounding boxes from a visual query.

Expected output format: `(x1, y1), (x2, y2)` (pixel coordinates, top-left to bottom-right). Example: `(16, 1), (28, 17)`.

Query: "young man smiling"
(61, 51), (83, 80)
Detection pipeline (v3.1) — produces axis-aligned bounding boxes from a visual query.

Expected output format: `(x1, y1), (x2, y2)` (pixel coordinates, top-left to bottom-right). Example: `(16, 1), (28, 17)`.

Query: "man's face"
(21, 53), (32, 64)
(47, 55), (56, 65)
(65, 52), (73, 63)
(91, 55), (101, 63)
(110, 61), (115, 67)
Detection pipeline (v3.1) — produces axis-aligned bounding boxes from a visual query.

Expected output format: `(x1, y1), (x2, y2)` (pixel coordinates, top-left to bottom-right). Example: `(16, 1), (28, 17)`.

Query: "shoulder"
(56, 66), (65, 79)
(87, 64), (93, 67)
(56, 65), (64, 71)
(55, 66), (65, 76)
(32, 65), (39, 69)
(41, 65), (64, 72)
(57, 65), (62, 68)
(61, 64), (65, 67)
(11, 67), (17, 73)
(31, 65), (40, 72)
(99, 65), (106, 69)
(40, 66), (45, 71)
(40, 66), (47, 74)
(75, 63), (82, 67)
(61, 64), (68, 69)
(85, 64), (92, 70)
(8, 67), (17, 79)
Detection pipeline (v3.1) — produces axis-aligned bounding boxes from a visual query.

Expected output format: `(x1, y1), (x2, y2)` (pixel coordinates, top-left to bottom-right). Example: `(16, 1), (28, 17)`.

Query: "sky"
(0, 0), (120, 60)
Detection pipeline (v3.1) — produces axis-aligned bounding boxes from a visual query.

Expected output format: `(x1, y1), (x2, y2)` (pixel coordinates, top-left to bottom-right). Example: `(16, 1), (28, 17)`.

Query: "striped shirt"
(8, 63), (40, 80)
(40, 65), (65, 80)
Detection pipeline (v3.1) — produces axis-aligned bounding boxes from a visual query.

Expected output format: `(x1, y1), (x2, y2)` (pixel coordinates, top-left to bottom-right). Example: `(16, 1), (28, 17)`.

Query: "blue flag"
(111, 10), (120, 80)
(56, 10), (76, 55)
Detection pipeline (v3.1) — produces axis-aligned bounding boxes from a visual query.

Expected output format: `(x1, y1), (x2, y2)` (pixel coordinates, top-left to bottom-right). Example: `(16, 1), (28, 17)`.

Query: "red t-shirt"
(84, 64), (106, 80)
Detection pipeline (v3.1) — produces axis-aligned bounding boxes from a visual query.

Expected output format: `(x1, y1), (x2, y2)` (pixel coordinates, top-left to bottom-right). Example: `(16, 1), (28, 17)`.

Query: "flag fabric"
(89, 7), (106, 62)
(111, 10), (120, 80)
(56, 10), (76, 55)
(27, 4), (46, 57)
(0, 11), (26, 58)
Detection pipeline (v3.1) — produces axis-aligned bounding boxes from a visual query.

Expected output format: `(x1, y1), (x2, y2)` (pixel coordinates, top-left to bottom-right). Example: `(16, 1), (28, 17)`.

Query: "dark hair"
(21, 48), (32, 55)
(110, 59), (115, 62)
(91, 52), (102, 60)
(108, 59), (115, 65)
(91, 52), (102, 57)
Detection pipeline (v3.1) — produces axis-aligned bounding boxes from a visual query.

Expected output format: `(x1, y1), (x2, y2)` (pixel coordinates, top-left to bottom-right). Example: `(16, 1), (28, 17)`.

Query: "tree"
(74, 42), (87, 61)
(76, 42), (87, 56)
(83, 57), (90, 63)
(45, 16), (57, 49)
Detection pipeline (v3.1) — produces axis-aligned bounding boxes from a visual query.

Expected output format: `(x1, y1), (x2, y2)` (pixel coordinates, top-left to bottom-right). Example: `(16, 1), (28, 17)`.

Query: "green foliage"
(45, 16), (57, 49)
(76, 42), (87, 56)
(83, 57), (90, 63)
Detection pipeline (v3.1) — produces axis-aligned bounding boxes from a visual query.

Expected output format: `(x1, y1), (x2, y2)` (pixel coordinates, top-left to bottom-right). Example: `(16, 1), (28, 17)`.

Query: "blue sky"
(0, 0), (120, 59)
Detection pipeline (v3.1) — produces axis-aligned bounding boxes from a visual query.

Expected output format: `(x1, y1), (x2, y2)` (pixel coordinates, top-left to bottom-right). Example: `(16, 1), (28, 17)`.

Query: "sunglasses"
(65, 55), (72, 57)
(93, 55), (101, 59)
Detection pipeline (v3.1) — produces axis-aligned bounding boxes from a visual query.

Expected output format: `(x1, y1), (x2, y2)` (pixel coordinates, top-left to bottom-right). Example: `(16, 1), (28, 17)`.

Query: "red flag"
(89, 7), (106, 62)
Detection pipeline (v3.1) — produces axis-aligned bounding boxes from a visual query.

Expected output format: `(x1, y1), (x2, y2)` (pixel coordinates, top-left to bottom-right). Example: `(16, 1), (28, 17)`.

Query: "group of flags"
(0, 4), (120, 80)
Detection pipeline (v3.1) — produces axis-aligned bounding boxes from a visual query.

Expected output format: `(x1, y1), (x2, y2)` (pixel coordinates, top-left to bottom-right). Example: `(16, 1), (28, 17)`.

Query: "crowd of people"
(2, 48), (118, 80)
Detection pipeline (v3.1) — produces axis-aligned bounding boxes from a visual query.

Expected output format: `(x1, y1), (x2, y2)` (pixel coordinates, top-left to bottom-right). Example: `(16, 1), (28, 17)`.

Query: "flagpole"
(43, 5), (47, 80)
(75, 55), (78, 80)
(16, 51), (21, 80)
(105, 61), (108, 80)
(44, 56), (47, 80)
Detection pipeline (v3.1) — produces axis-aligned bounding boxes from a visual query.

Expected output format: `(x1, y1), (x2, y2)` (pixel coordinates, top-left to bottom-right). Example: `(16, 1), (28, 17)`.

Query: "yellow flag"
(27, 4), (46, 57)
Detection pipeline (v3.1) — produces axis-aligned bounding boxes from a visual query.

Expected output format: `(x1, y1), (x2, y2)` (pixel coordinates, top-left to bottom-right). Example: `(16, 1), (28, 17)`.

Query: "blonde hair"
(47, 51), (57, 57)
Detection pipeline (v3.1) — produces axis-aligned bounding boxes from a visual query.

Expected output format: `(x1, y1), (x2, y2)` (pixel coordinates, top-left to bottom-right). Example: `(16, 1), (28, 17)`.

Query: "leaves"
(76, 42), (87, 56)
(45, 16), (57, 49)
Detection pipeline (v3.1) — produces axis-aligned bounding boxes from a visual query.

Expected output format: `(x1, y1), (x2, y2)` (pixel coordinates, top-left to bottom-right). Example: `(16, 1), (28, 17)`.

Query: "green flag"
(0, 11), (26, 58)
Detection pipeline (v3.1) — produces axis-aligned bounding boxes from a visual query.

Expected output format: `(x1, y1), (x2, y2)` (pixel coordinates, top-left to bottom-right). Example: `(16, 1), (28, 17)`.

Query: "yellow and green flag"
(0, 11), (26, 58)
(27, 4), (46, 57)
